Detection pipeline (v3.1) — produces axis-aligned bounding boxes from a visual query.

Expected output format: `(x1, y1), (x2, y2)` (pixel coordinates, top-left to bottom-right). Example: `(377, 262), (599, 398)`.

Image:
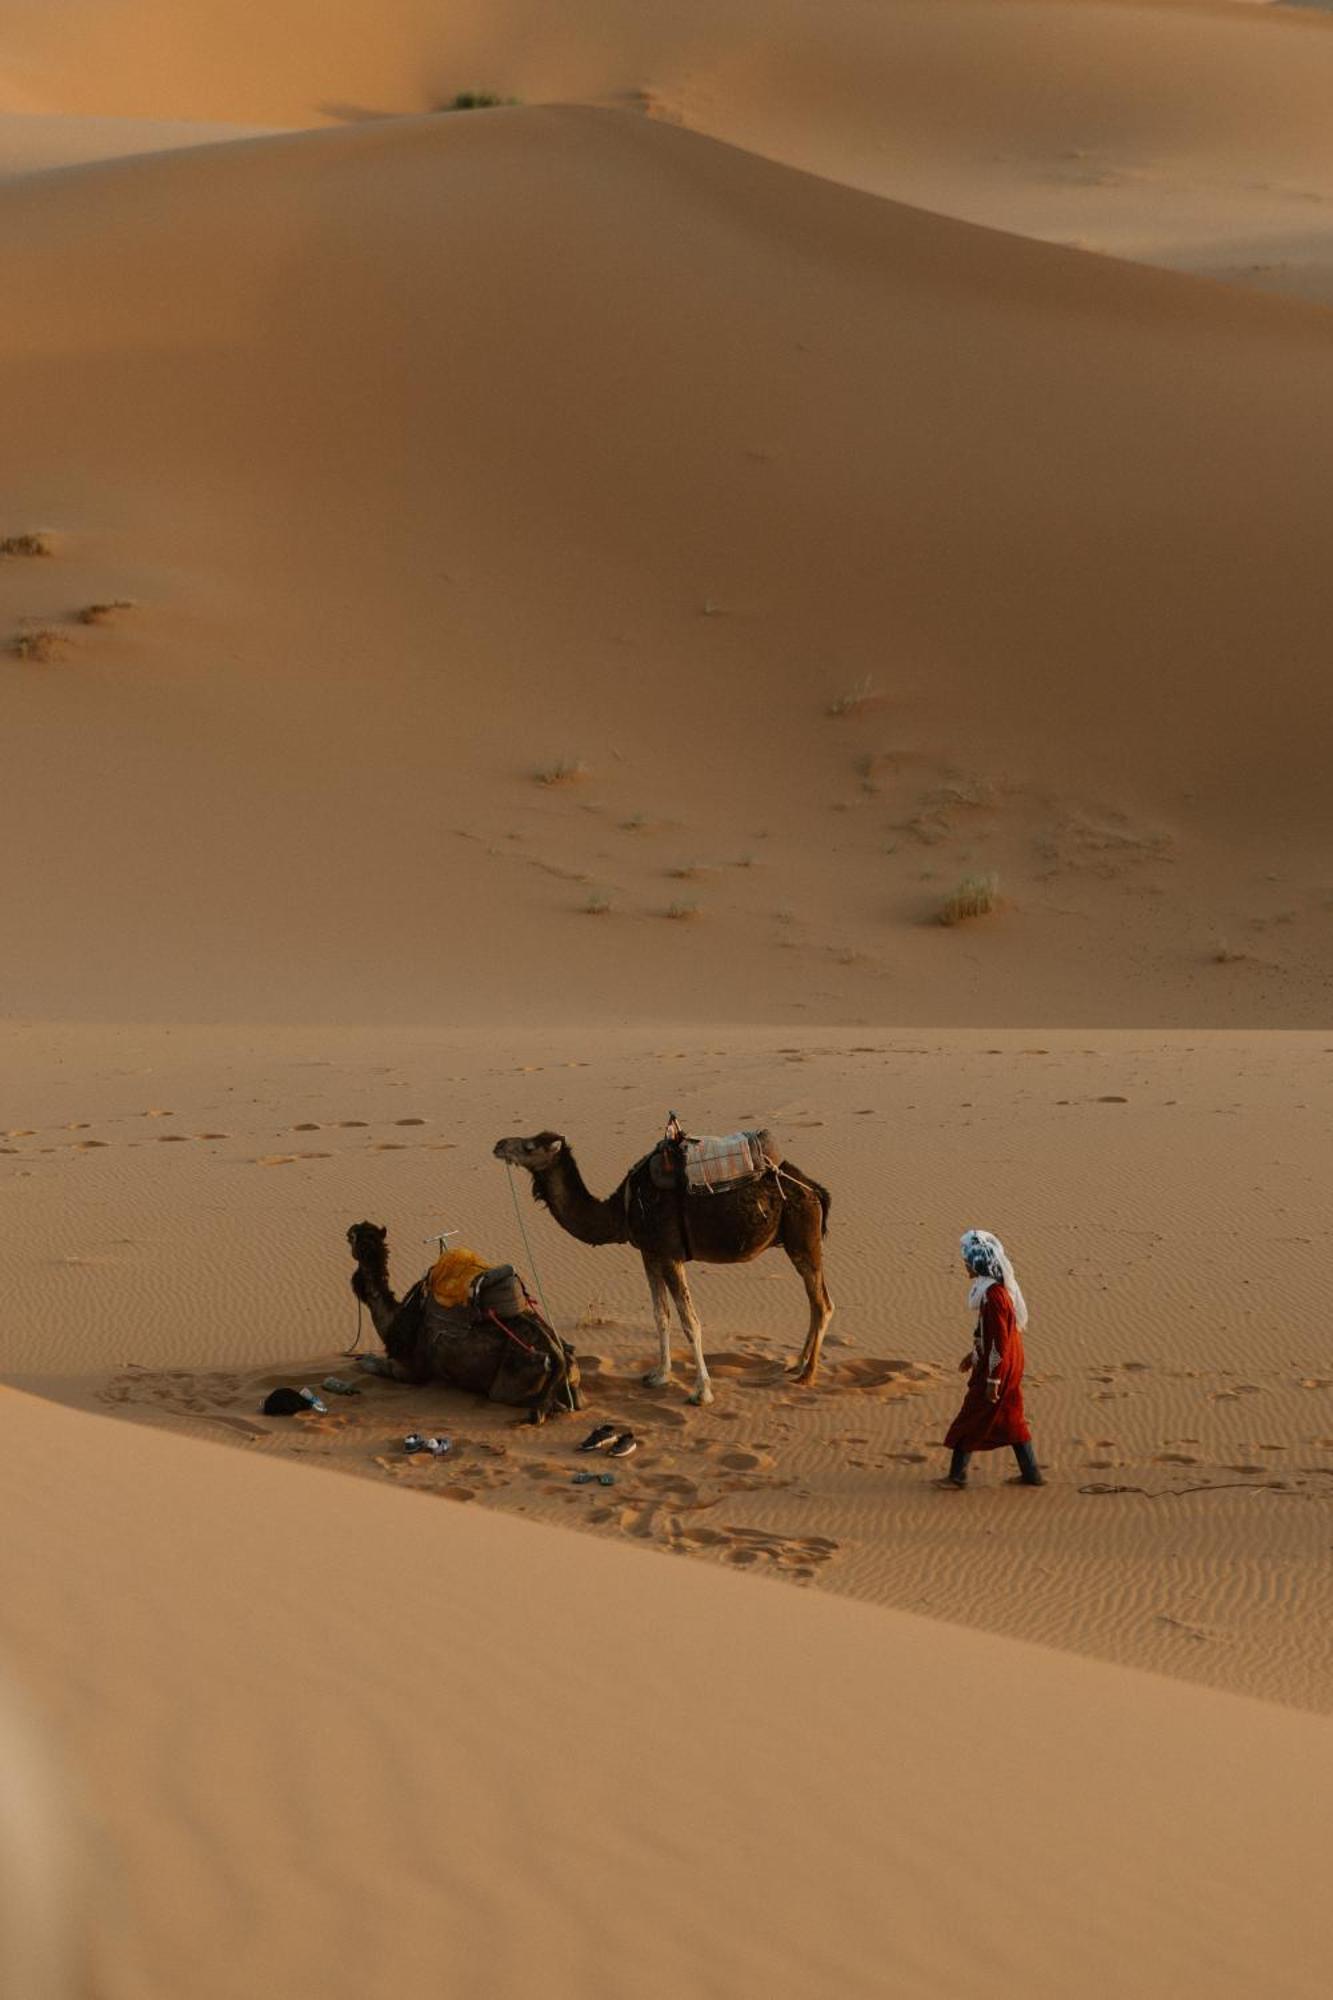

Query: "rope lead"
(505, 1160), (557, 1331)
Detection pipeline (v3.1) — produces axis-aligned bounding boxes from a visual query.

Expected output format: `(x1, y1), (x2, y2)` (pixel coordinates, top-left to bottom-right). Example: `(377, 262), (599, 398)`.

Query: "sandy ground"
(2, 3), (1332, 1994)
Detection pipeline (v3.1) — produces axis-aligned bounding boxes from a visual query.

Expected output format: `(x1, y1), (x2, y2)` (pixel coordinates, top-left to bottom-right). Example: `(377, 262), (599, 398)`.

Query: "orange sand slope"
(5, 1), (1333, 293)
(1, 107), (1330, 1024)
(2, 1387), (1331, 2000)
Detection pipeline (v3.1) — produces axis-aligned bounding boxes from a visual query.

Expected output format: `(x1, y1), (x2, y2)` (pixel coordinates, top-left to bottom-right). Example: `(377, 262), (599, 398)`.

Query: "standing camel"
(492, 1131), (833, 1404)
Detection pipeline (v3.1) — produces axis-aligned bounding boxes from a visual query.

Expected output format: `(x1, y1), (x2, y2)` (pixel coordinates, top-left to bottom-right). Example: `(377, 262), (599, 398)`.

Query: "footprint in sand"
(338, 1120), (368, 1128)
(667, 1520), (837, 1577)
(293, 1122), (321, 1131)
(1153, 1453), (1198, 1465)
(394, 1117), (426, 1126)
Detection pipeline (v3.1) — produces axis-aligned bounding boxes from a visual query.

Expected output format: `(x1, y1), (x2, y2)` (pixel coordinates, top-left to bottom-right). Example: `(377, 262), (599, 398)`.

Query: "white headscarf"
(960, 1228), (1029, 1330)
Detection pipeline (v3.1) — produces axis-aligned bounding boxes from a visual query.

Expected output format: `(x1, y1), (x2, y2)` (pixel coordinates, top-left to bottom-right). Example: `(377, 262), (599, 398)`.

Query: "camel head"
(347, 1219), (388, 1269)
(492, 1131), (566, 1176)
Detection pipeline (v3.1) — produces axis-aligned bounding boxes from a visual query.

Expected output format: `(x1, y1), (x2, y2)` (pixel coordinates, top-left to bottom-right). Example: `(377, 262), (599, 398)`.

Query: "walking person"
(940, 1228), (1043, 1489)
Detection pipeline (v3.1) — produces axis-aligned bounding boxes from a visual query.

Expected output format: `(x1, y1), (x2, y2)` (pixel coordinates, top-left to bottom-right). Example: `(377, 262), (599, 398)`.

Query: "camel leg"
(641, 1255), (675, 1388)
(790, 1254), (834, 1386)
(662, 1261), (713, 1406)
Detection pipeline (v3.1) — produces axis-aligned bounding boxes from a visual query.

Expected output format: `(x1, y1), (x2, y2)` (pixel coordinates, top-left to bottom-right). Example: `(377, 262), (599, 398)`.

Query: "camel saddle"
(645, 1124), (780, 1194)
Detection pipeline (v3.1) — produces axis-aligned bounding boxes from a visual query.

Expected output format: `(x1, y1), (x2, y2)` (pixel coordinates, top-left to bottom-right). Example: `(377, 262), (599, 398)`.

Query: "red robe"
(944, 1282), (1031, 1452)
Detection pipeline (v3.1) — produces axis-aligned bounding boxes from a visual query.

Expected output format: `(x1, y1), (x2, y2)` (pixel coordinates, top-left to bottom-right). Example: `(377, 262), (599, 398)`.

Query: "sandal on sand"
(321, 1375), (361, 1397)
(403, 1433), (428, 1454)
(572, 1470), (597, 1485)
(607, 1431), (638, 1459)
(424, 1436), (451, 1457)
(577, 1424), (618, 1453)
(598, 1472), (616, 1487)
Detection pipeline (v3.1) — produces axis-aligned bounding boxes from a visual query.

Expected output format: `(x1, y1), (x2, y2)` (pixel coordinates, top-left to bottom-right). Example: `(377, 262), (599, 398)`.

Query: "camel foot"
(642, 1368), (673, 1389)
(688, 1382), (715, 1407)
(790, 1364), (817, 1387)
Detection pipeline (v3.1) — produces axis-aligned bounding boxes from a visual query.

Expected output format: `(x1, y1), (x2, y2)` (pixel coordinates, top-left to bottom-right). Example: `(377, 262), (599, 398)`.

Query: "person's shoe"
(607, 1431), (638, 1459)
(403, 1433), (427, 1453)
(577, 1424), (618, 1453)
(424, 1436), (451, 1457)
(1018, 1469), (1045, 1486)
(935, 1474), (968, 1490)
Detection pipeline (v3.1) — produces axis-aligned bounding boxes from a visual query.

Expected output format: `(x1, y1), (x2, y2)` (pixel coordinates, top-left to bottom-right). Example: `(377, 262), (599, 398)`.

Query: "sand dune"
(5, 1), (1333, 294)
(1, 106), (1330, 1024)
(2, 1381), (1331, 2000)
(2, 10), (1331, 1993)
(0, 113), (282, 179)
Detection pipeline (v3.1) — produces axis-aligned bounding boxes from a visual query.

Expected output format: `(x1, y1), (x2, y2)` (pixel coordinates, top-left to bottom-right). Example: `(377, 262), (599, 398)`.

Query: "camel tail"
(781, 1163), (831, 1238)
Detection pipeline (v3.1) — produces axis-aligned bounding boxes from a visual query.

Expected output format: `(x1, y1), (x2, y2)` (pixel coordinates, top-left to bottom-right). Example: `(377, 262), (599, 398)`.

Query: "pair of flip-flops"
(572, 1470), (617, 1487)
(403, 1433), (451, 1456)
(578, 1424), (638, 1459)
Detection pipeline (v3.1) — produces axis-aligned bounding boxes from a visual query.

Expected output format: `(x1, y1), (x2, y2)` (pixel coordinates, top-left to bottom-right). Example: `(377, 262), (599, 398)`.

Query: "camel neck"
(535, 1148), (628, 1247)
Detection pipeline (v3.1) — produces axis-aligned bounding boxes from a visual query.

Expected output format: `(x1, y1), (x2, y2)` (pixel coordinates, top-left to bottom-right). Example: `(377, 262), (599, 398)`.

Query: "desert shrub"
(12, 627), (66, 662)
(825, 675), (878, 718)
(582, 892), (612, 916)
(0, 532), (54, 558)
(440, 90), (515, 111)
(533, 758), (589, 787)
(937, 874), (999, 926)
(77, 599), (134, 625)
(665, 900), (701, 921)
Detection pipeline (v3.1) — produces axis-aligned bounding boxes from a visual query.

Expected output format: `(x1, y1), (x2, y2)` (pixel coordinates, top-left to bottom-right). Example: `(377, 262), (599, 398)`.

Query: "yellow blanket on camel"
(426, 1247), (491, 1308)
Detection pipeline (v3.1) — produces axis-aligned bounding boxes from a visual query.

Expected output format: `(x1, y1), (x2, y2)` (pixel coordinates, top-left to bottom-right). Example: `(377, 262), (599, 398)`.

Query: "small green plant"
(937, 874), (999, 926)
(0, 532), (53, 558)
(533, 758), (589, 787)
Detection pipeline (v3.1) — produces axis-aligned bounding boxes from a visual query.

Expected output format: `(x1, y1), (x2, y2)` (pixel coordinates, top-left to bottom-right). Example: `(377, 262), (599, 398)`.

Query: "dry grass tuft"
(77, 599), (135, 626)
(825, 675), (880, 719)
(937, 873), (999, 927)
(0, 532), (54, 559)
(664, 900), (702, 921)
(12, 626), (68, 663)
(582, 892), (612, 916)
(533, 758), (590, 787)
(1211, 941), (1250, 965)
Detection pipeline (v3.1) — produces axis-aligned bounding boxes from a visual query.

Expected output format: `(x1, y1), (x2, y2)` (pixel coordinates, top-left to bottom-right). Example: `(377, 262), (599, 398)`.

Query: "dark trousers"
(949, 1440), (1040, 1485)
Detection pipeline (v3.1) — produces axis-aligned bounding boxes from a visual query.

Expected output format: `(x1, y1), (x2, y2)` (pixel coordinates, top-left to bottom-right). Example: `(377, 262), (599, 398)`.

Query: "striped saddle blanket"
(648, 1128), (780, 1194)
